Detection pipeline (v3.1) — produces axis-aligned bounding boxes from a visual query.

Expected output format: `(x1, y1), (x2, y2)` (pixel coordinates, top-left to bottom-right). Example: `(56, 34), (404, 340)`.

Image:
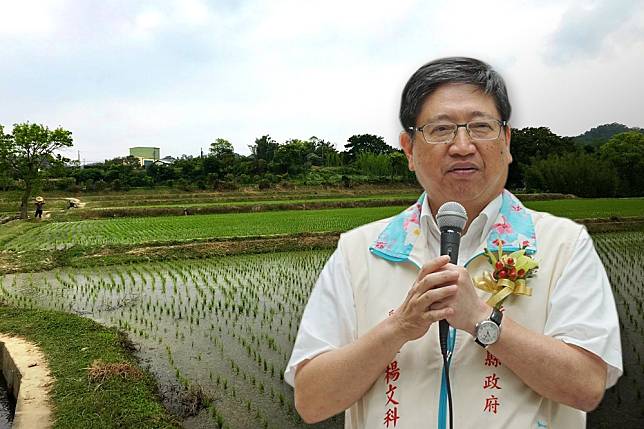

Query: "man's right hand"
(391, 255), (458, 342)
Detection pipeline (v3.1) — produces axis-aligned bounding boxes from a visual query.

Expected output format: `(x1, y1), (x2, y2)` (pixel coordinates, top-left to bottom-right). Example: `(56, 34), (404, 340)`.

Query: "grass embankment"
(0, 305), (179, 429)
(54, 195), (419, 220)
(79, 190), (421, 207)
(0, 186), (424, 214)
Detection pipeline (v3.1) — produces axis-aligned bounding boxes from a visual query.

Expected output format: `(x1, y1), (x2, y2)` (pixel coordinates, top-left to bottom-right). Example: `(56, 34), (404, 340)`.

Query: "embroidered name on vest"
(384, 361), (401, 427)
(482, 307), (504, 415)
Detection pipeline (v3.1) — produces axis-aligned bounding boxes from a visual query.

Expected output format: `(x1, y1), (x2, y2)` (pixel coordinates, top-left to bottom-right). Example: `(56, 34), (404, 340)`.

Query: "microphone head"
(436, 202), (468, 232)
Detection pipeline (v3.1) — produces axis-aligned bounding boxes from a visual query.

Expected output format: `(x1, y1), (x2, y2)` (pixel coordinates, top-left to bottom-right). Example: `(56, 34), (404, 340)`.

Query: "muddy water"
(0, 251), (342, 429)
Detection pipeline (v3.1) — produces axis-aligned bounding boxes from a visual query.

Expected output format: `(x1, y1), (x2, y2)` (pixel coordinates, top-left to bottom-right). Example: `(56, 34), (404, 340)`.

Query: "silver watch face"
(477, 320), (500, 345)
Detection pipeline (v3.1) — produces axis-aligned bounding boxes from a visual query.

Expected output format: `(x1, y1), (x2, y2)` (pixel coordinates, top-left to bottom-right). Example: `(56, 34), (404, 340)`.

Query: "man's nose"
(448, 127), (476, 155)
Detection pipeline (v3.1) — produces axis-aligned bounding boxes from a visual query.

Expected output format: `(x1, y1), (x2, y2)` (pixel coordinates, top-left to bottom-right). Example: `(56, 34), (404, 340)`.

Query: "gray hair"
(399, 57), (511, 134)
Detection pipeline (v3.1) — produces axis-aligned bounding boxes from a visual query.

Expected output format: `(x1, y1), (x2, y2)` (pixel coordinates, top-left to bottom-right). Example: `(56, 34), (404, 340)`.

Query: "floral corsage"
(474, 244), (539, 308)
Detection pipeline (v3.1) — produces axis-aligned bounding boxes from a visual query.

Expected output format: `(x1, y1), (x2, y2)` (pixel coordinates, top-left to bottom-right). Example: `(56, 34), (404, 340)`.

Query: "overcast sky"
(1, 0), (643, 163)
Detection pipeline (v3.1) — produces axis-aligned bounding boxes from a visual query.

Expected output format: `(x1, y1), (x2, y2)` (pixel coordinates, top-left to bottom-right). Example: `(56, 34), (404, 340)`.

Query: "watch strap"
(490, 307), (503, 326)
(474, 336), (486, 348)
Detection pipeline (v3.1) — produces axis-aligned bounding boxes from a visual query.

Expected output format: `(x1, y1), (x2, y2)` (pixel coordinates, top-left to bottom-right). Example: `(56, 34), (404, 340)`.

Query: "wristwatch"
(474, 307), (503, 348)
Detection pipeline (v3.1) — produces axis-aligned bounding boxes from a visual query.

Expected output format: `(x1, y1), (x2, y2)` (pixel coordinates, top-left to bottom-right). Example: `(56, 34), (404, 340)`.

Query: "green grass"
(0, 305), (179, 429)
(524, 198), (644, 219)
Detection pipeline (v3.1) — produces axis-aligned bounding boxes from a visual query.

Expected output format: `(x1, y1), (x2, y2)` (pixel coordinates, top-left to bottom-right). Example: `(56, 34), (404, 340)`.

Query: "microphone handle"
(439, 229), (461, 356)
(440, 229), (461, 264)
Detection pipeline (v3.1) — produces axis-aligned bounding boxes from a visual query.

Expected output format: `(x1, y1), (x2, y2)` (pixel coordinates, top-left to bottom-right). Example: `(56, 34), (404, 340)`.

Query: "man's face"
(400, 83), (512, 216)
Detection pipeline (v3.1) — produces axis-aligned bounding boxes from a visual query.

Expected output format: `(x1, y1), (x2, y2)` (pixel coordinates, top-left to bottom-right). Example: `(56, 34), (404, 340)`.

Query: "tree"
(104, 155), (141, 168)
(146, 162), (177, 184)
(272, 139), (311, 175)
(0, 125), (14, 190)
(249, 135), (279, 162)
(600, 131), (644, 196)
(0, 123), (73, 218)
(209, 138), (235, 158)
(390, 151), (412, 181)
(507, 127), (576, 189)
(355, 152), (392, 177)
(344, 134), (393, 161)
(309, 136), (338, 166)
(574, 122), (642, 147)
(524, 152), (618, 197)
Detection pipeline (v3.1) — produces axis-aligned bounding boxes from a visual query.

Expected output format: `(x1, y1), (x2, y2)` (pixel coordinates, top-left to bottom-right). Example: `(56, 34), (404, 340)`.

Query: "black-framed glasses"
(408, 119), (507, 145)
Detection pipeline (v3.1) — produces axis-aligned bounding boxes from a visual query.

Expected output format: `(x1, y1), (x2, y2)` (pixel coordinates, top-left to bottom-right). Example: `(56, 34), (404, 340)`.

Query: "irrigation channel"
(0, 376), (14, 429)
(1, 232), (642, 428)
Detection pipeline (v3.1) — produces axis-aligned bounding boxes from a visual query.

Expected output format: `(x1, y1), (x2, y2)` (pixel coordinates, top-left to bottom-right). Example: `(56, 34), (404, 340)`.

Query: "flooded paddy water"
(0, 250), (342, 429)
(1, 231), (642, 428)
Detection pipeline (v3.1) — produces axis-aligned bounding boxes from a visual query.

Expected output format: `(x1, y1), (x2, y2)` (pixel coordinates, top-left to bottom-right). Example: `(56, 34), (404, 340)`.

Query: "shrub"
(258, 179), (271, 190)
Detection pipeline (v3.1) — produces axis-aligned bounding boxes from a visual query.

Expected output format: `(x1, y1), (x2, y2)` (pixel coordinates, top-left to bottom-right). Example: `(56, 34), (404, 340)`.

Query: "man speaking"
(285, 57), (622, 428)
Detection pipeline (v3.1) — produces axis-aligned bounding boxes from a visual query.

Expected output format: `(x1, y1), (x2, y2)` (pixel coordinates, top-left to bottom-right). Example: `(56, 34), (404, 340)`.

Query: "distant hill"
(574, 123), (644, 146)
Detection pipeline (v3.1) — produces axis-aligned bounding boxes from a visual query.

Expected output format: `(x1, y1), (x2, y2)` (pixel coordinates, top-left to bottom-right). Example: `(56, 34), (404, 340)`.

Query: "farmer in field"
(34, 196), (45, 219)
(285, 57), (622, 428)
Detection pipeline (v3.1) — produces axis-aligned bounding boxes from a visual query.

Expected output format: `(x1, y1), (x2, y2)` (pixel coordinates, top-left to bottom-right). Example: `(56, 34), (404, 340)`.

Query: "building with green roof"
(129, 147), (160, 167)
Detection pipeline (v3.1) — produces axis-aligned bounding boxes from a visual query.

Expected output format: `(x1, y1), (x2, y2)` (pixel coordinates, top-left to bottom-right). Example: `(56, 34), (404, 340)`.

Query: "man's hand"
(428, 263), (490, 335)
(392, 255), (459, 342)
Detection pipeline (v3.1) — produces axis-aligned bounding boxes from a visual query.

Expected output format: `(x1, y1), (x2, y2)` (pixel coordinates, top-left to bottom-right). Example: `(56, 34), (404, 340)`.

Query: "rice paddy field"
(0, 190), (642, 428)
(1, 251), (339, 429)
(525, 197), (644, 219)
(588, 231), (644, 428)
(1, 197), (643, 253)
(0, 206), (406, 251)
(0, 233), (642, 428)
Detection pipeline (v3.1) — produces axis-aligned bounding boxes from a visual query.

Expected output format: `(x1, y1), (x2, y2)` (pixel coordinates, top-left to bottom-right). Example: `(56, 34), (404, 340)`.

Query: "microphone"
(436, 202), (468, 357)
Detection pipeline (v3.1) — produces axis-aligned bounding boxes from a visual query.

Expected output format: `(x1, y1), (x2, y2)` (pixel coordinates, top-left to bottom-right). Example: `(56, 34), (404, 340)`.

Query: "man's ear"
(399, 132), (415, 171)
(504, 125), (512, 164)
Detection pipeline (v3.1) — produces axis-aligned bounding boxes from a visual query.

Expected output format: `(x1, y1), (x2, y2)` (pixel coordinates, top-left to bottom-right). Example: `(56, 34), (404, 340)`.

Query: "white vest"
(337, 206), (585, 429)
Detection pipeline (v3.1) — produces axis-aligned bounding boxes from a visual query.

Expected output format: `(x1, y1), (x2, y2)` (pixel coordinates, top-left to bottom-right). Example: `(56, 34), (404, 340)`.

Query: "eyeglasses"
(408, 119), (507, 145)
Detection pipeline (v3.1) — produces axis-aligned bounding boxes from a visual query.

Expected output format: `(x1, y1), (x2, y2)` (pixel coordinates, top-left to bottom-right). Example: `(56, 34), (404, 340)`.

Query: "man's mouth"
(447, 164), (479, 174)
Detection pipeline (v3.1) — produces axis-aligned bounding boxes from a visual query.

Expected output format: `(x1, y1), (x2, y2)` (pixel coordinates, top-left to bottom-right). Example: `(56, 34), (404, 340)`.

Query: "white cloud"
(173, 0), (214, 26)
(0, 0), (60, 37)
(1, 0), (643, 162)
(545, 0), (643, 64)
(132, 9), (166, 38)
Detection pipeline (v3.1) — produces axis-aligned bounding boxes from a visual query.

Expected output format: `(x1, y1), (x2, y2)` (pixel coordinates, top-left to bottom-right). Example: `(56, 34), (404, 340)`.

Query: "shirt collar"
(369, 190), (536, 264)
(420, 193), (503, 247)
